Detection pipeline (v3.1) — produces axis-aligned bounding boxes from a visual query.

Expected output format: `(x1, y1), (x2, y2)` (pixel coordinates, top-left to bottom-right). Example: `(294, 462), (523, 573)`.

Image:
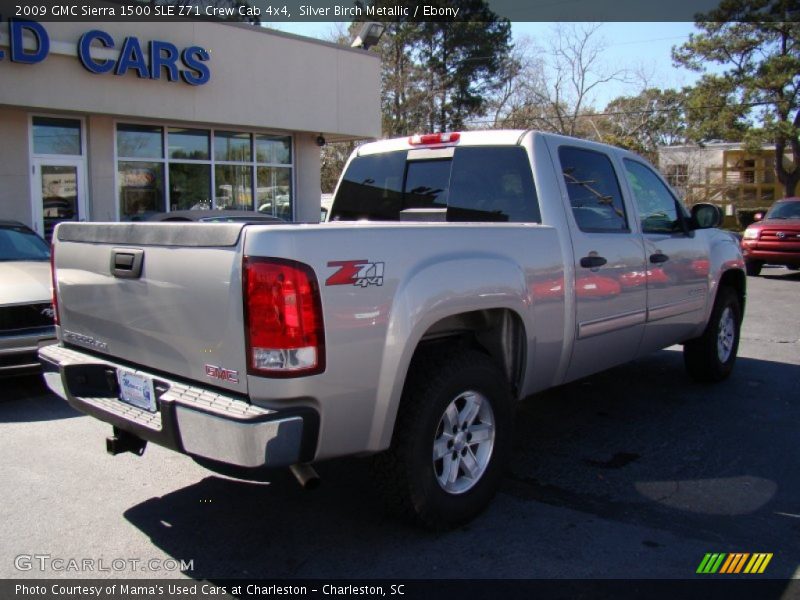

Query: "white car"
(0, 220), (56, 376)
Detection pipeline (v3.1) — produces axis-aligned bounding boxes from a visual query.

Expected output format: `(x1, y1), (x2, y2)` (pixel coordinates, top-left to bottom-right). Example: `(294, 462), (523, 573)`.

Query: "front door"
(31, 158), (87, 241)
(621, 159), (710, 354)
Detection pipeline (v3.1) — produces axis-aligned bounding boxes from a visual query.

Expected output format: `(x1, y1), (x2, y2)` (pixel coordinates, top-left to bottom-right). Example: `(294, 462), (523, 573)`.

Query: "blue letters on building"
(3, 21), (210, 85)
(9, 19), (50, 64)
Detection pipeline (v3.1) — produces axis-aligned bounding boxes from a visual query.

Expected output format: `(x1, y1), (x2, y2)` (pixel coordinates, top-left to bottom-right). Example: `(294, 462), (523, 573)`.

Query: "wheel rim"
(432, 390), (495, 495)
(717, 306), (736, 363)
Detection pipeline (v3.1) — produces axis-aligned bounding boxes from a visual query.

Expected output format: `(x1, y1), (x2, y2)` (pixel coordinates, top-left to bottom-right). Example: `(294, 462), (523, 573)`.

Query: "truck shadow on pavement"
(121, 349), (800, 579)
(0, 374), (82, 422)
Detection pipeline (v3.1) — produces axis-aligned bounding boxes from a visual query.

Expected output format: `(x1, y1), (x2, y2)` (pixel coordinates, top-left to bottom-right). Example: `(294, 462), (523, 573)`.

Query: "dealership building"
(0, 19), (380, 237)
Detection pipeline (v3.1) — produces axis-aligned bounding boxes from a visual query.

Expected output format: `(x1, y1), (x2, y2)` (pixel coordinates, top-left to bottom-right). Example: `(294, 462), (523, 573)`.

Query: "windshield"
(0, 225), (50, 261)
(766, 201), (800, 220)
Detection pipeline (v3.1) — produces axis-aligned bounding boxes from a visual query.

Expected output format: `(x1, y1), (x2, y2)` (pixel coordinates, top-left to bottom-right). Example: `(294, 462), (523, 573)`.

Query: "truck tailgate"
(53, 222), (249, 395)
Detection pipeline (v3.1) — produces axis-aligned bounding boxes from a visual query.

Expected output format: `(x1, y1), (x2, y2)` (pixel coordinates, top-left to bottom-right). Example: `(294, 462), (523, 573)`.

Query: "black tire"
(683, 287), (741, 383)
(745, 261), (762, 276)
(373, 348), (513, 530)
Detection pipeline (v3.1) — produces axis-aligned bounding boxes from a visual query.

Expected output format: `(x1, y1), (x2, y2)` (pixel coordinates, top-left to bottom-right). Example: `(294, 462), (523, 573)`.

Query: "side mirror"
(690, 203), (723, 229)
(753, 212), (764, 221)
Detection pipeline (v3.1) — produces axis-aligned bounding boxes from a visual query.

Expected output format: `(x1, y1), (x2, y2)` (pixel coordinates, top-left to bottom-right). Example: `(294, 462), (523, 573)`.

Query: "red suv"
(741, 198), (800, 276)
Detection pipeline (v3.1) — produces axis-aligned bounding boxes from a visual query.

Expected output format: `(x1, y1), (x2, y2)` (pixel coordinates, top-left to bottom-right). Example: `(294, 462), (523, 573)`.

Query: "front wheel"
(373, 349), (513, 530)
(683, 287), (742, 382)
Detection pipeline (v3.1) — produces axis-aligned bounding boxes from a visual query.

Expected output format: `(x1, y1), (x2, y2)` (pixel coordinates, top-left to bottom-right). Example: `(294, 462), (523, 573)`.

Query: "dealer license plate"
(116, 369), (157, 413)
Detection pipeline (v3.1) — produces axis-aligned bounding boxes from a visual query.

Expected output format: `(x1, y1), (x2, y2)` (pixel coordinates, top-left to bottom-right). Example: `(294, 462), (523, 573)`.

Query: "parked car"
(134, 209), (285, 223)
(0, 221), (56, 376)
(741, 197), (800, 275)
(41, 130), (745, 529)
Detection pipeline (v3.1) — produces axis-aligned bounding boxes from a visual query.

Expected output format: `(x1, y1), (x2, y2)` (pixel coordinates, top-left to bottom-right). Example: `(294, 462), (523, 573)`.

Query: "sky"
(273, 21), (706, 109)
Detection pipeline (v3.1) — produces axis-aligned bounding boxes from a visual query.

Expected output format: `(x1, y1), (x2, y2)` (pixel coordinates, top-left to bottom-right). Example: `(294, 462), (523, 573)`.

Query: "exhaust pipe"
(290, 463), (320, 490)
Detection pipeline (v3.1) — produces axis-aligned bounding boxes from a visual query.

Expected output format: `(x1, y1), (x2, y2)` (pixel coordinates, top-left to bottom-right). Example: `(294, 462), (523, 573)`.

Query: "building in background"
(658, 142), (792, 224)
(0, 20), (380, 238)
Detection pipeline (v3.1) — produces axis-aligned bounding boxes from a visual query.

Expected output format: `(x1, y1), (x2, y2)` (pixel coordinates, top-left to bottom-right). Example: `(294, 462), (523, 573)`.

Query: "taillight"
(50, 243), (59, 325)
(243, 257), (325, 377)
(408, 132), (461, 145)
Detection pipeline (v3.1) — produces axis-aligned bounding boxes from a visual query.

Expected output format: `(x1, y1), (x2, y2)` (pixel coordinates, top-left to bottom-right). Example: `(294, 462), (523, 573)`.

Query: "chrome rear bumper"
(39, 344), (316, 468)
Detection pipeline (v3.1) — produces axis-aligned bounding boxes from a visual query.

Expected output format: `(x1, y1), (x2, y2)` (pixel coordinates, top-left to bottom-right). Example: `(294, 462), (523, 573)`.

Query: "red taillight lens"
(243, 257), (325, 377)
(50, 243), (59, 326)
(408, 132), (461, 145)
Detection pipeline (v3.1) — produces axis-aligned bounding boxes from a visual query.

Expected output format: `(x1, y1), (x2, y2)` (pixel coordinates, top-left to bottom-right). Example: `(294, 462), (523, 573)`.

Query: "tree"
(494, 24), (629, 138)
(416, 2), (512, 132)
(600, 88), (687, 161)
(352, 0), (512, 134)
(673, 0), (800, 196)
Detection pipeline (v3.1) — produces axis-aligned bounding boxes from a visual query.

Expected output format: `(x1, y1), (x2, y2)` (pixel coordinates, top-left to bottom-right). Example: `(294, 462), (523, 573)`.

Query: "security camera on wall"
(316, 135), (326, 147)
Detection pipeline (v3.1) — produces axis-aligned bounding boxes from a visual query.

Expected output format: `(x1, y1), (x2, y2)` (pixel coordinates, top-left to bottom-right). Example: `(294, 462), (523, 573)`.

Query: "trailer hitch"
(106, 427), (147, 456)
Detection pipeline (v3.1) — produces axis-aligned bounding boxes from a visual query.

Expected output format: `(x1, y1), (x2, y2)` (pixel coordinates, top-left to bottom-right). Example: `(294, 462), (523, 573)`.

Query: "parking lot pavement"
(0, 268), (798, 582)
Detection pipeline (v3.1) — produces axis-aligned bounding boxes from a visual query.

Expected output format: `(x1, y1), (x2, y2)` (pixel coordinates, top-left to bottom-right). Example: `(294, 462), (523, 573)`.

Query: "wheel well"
(416, 309), (525, 397)
(719, 268), (746, 313)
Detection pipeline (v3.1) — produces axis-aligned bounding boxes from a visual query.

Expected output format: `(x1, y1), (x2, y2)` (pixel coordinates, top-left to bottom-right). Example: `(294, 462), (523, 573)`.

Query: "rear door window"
(559, 146), (628, 232)
(331, 146), (540, 223)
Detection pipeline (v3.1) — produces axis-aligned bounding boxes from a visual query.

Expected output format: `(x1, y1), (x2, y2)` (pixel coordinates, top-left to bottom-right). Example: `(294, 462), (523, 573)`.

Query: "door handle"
(110, 248), (144, 279)
(580, 255), (607, 269)
(650, 253), (669, 264)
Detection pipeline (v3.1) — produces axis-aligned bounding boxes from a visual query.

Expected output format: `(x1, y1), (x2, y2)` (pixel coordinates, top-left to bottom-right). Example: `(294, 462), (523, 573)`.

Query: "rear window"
(330, 146), (541, 223)
(0, 226), (50, 261)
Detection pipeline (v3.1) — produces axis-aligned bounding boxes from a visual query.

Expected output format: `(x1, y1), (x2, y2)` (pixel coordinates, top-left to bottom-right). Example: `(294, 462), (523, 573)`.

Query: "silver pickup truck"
(40, 130), (746, 529)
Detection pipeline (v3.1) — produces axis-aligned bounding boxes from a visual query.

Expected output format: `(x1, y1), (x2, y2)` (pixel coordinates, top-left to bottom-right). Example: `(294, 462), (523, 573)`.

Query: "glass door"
(31, 158), (87, 241)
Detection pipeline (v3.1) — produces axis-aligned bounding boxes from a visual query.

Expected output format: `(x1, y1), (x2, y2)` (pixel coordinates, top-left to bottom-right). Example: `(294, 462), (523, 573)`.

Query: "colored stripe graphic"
(720, 553), (749, 573)
(697, 553), (726, 574)
(698, 553), (773, 574)
(744, 553), (773, 574)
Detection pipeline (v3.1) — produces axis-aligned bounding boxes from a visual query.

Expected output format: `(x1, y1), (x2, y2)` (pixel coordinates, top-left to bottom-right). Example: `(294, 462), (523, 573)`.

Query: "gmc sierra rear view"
(40, 130), (746, 528)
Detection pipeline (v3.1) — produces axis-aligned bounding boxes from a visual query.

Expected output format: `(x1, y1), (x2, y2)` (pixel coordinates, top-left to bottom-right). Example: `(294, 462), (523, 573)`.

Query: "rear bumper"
(39, 344), (318, 468)
(0, 328), (56, 376)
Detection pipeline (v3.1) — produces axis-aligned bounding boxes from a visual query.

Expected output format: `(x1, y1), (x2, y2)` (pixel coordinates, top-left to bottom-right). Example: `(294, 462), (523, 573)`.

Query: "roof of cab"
(357, 130), (528, 156)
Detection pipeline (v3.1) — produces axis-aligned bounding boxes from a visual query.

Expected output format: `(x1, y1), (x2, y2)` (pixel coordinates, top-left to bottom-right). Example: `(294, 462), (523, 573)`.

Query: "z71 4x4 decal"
(326, 260), (385, 287)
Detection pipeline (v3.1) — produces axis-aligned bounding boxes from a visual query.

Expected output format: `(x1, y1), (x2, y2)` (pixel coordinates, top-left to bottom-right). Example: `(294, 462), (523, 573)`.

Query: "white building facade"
(0, 19), (381, 237)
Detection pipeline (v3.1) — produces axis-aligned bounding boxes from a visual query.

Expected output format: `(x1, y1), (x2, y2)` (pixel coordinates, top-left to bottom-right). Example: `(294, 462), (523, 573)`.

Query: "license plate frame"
(116, 368), (157, 413)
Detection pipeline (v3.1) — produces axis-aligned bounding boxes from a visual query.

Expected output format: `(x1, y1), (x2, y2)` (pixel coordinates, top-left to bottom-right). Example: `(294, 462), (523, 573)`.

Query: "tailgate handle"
(111, 248), (144, 279)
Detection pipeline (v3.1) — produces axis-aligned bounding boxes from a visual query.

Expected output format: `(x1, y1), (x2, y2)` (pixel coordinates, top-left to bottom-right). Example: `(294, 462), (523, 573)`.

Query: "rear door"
(549, 142), (648, 382)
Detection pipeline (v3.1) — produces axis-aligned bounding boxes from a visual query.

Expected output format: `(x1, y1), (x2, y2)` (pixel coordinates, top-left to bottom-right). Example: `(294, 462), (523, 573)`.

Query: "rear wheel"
(745, 261), (762, 276)
(683, 287), (741, 382)
(373, 349), (513, 530)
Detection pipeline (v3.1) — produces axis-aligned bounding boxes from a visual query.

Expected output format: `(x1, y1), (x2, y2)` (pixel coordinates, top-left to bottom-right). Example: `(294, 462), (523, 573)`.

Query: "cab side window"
(448, 146), (541, 223)
(624, 160), (684, 234)
(558, 146), (628, 232)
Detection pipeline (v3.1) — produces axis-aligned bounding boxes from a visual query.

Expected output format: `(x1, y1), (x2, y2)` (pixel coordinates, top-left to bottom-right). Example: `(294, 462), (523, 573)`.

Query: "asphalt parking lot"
(1, 267), (798, 583)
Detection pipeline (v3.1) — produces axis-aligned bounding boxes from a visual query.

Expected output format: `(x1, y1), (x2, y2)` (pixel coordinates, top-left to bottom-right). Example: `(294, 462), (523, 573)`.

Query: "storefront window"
(33, 117), (82, 155)
(117, 124), (163, 159)
(169, 128), (210, 160)
(257, 167), (292, 219)
(215, 131), (251, 162)
(117, 123), (292, 219)
(215, 165), (253, 210)
(256, 134), (291, 164)
(118, 161), (165, 219)
(170, 164), (211, 210)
